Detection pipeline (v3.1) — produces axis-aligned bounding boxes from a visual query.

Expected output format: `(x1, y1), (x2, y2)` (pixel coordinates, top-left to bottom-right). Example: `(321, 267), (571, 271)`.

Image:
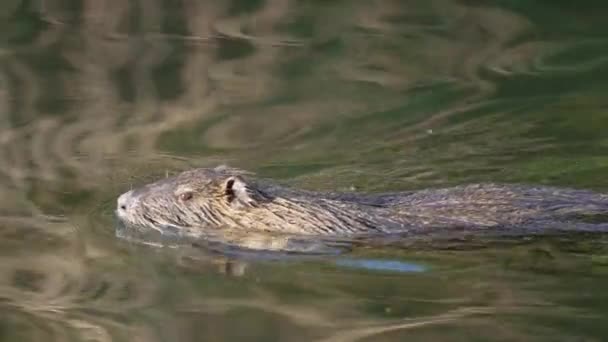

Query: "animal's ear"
(222, 175), (258, 209)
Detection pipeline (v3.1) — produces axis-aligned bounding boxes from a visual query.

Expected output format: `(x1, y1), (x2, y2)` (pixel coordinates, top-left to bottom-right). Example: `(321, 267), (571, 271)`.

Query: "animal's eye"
(178, 192), (194, 201)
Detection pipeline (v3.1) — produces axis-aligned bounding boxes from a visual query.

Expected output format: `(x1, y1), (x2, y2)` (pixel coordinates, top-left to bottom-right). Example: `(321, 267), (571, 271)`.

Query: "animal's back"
(364, 183), (608, 231)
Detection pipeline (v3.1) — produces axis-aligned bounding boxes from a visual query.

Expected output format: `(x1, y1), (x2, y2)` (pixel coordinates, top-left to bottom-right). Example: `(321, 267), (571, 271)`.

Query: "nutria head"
(115, 166), (269, 238)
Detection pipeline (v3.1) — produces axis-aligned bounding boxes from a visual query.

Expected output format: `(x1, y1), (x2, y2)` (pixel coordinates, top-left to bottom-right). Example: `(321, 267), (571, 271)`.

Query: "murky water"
(2, 0), (608, 341)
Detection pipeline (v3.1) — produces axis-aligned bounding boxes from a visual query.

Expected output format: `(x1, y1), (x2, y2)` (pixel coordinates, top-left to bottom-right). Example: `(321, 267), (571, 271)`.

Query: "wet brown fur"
(116, 166), (608, 238)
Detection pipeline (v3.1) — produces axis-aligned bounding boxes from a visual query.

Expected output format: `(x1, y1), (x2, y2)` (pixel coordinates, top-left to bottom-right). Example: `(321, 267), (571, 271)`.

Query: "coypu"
(115, 165), (608, 241)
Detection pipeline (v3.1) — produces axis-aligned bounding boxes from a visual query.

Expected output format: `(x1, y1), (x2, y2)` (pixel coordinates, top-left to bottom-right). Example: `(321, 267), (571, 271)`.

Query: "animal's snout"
(117, 190), (137, 215)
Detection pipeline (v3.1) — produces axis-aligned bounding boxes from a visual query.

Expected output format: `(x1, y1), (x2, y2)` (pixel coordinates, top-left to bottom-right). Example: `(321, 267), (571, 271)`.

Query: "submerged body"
(115, 166), (608, 240)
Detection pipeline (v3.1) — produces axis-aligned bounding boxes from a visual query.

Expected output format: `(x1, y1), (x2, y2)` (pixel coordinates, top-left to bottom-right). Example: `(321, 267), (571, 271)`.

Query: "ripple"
(1, 0), (608, 340)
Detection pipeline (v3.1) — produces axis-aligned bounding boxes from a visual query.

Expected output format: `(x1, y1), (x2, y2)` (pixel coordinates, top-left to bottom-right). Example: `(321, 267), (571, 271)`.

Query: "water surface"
(2, 0), (608, 341)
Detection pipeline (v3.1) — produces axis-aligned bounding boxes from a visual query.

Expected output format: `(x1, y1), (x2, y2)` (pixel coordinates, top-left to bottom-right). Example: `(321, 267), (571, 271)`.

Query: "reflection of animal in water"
(115, 166), (608, 243)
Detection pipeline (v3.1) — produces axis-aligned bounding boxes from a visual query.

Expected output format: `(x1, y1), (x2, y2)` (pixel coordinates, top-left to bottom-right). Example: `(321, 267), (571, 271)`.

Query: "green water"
(2, 0), (608, 341)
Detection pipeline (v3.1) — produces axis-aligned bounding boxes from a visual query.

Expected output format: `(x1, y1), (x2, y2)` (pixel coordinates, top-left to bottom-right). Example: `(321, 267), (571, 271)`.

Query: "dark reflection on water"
(2, 0), (608, 340)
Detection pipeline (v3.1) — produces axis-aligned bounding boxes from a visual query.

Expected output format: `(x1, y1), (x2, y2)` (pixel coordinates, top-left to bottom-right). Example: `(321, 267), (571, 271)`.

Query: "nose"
(117, 190), (136, 213)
